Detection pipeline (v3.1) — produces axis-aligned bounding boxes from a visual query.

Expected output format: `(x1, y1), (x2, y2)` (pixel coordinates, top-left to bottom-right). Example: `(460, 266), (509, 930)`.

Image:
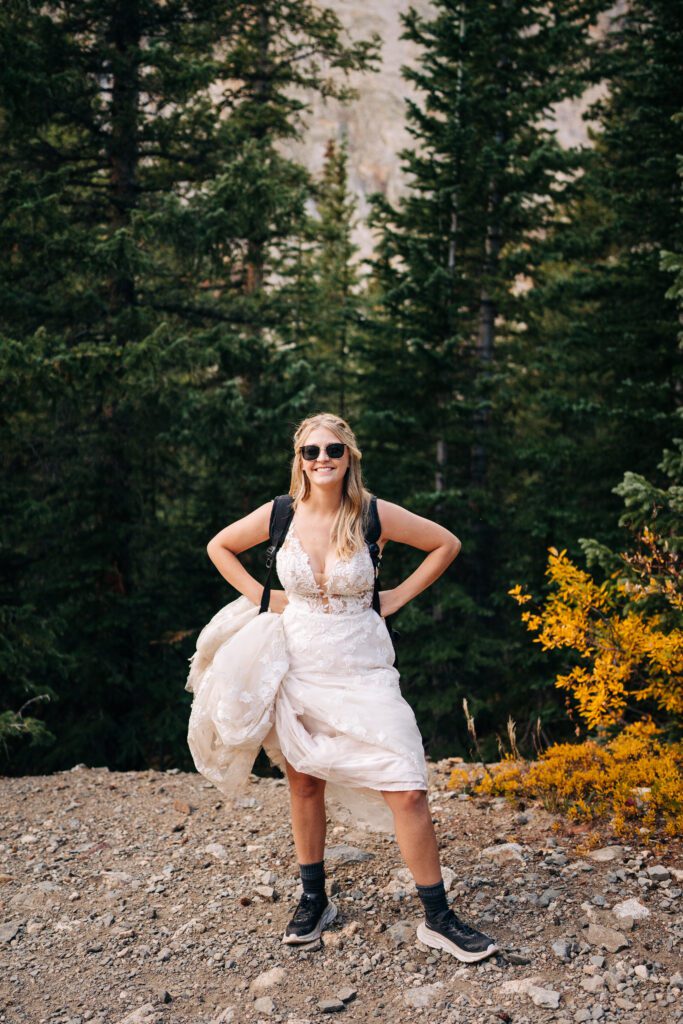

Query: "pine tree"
(0, 0), (378, 771)
(357, 0), (605, 757)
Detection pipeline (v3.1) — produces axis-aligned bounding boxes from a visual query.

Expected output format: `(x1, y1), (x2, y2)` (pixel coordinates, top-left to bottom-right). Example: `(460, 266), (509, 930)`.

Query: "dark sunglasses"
(299, 443), (346, 461)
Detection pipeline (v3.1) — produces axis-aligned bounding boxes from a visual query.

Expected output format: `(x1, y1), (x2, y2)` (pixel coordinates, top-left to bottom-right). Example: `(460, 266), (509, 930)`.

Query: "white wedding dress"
(185, 516), (429, 833)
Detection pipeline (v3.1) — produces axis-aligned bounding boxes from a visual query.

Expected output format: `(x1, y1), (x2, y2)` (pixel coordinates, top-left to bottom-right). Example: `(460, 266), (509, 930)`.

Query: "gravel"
(0, 760), (681, 1023)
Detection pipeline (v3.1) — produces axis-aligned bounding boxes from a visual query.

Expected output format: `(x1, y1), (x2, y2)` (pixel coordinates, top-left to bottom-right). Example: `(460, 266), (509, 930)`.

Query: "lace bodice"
(276, 520), (376, 614)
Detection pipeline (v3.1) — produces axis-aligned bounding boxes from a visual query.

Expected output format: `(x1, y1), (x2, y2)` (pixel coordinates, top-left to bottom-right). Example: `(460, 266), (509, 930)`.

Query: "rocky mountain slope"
(280, 0), (609, 259)
(1, 758), (681, 1024)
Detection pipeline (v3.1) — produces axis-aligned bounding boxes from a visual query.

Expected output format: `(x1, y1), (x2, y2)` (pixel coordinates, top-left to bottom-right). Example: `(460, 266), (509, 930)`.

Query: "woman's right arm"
(206, 500), (273, 606)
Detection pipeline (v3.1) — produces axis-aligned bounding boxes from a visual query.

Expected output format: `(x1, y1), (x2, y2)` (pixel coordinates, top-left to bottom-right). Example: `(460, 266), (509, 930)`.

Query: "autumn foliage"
(449, 505), (683, 839)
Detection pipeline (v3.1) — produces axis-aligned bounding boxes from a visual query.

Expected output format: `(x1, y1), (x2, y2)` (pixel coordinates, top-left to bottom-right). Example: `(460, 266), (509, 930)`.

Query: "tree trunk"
(108, 0), (140, 313)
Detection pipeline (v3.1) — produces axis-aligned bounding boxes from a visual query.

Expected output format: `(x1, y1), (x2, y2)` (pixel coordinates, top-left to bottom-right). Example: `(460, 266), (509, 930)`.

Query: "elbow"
(448, 534), (462, 560)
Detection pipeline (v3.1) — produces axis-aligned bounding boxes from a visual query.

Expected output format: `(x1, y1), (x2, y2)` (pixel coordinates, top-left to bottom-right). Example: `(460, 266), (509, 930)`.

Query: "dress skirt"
(186, 595), (429, 833)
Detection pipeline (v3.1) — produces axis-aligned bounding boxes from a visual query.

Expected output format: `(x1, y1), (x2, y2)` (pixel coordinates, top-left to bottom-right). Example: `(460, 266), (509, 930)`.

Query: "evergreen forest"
(1, 0), (681, 804)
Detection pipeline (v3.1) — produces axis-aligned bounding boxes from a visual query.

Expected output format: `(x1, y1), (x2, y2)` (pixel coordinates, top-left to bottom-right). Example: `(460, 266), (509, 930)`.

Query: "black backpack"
(259, 495), (394, 648)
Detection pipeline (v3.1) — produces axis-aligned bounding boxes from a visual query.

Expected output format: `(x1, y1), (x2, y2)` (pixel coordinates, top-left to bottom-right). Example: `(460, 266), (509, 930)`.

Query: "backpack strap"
(259, 494), (294, 614)
(364, 495), (382, 615)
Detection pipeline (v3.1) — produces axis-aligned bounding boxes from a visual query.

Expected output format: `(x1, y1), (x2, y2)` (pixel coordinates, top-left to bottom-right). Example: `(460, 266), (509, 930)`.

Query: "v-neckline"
(289, 517), (341, 589)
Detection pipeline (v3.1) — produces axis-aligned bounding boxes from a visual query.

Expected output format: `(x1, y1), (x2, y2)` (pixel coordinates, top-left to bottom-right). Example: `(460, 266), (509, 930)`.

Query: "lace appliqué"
(276, 525), (376, 615)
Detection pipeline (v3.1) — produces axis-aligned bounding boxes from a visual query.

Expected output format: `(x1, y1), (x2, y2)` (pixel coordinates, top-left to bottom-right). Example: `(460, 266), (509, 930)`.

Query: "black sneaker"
(416, 909), (498, 963)
(282, 891), (338, 944)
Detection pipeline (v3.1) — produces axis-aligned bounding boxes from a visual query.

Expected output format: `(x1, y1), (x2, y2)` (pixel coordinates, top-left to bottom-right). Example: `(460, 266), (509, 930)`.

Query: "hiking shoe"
(416, 909), (498, 963)
(282, 891), (338, 944)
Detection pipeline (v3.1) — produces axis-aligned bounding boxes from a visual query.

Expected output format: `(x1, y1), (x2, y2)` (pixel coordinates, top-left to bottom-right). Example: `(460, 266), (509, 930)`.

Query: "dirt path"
(1, 759), (681, 1024)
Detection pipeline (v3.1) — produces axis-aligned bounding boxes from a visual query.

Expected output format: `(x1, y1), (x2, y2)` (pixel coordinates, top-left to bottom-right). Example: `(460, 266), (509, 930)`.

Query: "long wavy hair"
(288, 413), (374, 560)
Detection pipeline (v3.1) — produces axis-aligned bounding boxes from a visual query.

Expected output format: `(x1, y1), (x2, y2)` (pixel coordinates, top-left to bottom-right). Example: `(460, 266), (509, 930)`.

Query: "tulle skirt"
(185, 596), (429, 833)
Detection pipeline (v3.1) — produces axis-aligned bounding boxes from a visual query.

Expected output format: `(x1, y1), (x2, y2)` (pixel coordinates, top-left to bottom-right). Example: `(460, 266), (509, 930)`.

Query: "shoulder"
(374, 498), (461, 552)
(374, 498), (414, 545)
(375, 498), (410, 525)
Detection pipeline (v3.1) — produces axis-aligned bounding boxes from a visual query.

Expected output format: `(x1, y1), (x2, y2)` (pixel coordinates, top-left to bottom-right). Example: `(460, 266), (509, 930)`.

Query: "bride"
(191, 411), (498, 963)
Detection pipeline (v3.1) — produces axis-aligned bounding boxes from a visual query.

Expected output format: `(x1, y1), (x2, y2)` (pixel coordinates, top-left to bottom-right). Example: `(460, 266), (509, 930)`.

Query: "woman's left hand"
(378, 589), (403, 618)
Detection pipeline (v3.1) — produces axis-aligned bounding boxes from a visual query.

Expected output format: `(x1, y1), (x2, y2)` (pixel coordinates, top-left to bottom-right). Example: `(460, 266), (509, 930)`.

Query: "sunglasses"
(299, 443), (346, 461)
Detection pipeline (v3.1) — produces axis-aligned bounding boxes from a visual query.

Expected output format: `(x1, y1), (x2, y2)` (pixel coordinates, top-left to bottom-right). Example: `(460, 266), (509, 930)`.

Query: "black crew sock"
(299, 860), (327, 899)
(415, 878), (450, 924)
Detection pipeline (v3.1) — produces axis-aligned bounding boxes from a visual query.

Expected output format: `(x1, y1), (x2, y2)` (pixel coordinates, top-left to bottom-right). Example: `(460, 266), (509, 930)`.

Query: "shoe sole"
(416, 921), (499, 964)
(281, 899), (338, 944)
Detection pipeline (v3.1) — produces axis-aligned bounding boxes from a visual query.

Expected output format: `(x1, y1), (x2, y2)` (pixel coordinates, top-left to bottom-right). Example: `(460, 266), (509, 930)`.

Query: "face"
(300, 426), (350, 490)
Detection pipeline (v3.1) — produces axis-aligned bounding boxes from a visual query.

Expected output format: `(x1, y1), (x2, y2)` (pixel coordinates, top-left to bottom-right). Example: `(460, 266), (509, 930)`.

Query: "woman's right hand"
(268, 589), (289, 614)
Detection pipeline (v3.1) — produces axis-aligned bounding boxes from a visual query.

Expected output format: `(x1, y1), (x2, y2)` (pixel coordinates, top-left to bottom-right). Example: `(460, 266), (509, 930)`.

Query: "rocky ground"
(0, 758), (681, 1024)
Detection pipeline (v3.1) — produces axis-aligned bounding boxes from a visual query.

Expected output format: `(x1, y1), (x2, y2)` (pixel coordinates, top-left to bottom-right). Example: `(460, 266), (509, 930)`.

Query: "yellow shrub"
(509, 547), (683, 729)
(448, 722), (683, 839)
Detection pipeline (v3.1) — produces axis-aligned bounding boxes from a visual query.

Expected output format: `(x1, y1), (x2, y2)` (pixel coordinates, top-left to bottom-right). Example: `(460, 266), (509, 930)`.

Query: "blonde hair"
(288, 412), (374, 560)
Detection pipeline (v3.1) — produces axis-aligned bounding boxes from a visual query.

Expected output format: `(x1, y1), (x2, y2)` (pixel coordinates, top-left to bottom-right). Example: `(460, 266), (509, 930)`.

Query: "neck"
(301, 485), (344, 516)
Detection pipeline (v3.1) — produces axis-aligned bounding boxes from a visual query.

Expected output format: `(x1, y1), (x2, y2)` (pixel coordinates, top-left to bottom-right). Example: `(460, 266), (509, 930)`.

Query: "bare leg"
(284, 759), (327, 863)
(381, 789), (442, 886)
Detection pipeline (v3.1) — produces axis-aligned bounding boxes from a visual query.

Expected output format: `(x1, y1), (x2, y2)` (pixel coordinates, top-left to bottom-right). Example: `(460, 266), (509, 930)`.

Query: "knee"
(287, 772), (326, 800)
(385, 789), (429, 814)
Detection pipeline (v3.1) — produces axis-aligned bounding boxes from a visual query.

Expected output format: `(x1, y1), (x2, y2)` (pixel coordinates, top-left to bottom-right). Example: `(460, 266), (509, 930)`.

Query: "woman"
(198, 412), (498, 963)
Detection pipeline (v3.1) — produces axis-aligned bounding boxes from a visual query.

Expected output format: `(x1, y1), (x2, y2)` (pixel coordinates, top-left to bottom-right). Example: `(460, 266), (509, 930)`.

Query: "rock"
(250, 966), (287, 994)
(528, 985), (561, 1009)
(538, 887), (562, 907)
(586, 923), (630, 953)
(318, 999), (345, 1013)
(211, 1009), (235, 1024)
(634, 964), (649, 979)
(101, 870), (135, 888)
(615, 998), (636, 1010)
(204, 843), (228, 862)
(336, 988), (357, 1003)
(574, 1010), (591, 1022)
(581, 975), (605, 993)
(552, 939), (572, 960)
(646, 864), (670, 882)
(116, 1005), (160, 1024)
(0, 921), (23, 943)
(386, 920), (415, 946)
(500, 976), (559, 1007)
(324, 844), (374, 864)
(403, 981), (445, 1009)
(156, 947), (172, 962)
(503, 952), (533, 965)
(381, 879), (410, 897)
(587, 846), (624, 863)
(670, 972), (683, 988)
(253, 996), (276, 1015)
(612, 897), (650, 921)
(441, 866), (455, 892)
(501, 977), (543, 995)
(254, 885), (277, 901)
(481, 842), (524, 864)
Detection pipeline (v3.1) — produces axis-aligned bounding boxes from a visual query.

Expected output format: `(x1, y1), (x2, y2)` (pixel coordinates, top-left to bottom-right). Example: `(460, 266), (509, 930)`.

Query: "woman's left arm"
(376, 498), (461, 618)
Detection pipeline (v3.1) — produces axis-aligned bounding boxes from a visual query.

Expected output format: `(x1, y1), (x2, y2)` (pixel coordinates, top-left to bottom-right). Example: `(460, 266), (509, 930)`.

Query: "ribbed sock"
(415, 878), (449, 924)
(299, 859), (326, 898)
